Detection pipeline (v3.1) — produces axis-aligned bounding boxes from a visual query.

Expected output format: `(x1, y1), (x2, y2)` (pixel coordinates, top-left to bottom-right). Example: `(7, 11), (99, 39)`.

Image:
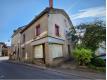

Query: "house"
(7, 46), (12, 59)
(0, 42), (8, 56)
(95, 41), (106, 60)
(11, 0), (74, 66)
(11, 27), (24, 60)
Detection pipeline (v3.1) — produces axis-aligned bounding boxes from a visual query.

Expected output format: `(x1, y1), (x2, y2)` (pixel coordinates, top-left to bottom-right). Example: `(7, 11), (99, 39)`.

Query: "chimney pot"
(49, 0), (53, 8)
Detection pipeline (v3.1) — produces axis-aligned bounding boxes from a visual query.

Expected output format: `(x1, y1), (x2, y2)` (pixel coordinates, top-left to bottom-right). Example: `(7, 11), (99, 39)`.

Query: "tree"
(76, 20), (106, 51)
(82, 20), (106, 51)
(66, 26), (78, 46)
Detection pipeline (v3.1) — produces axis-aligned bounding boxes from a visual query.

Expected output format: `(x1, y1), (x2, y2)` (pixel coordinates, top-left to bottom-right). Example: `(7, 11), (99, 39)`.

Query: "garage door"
(34, 45), (43, 58)
(51, 44), (63, 58)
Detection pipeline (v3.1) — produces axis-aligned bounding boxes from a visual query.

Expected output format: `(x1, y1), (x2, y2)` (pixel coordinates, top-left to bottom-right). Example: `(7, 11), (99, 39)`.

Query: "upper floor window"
(36, 24), (40, 36)
(55, 24), (59, 36)
(23, 34), (25, 43)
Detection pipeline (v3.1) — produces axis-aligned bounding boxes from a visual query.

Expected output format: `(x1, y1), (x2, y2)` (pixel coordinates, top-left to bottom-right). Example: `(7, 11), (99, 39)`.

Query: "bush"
(91, 57), (106, 67)
(73, 48), (92, 66)
(88, 64), (106, 72)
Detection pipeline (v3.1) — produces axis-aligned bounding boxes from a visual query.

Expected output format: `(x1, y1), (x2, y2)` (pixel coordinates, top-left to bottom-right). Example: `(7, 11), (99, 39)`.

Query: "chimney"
(49, 0), (53, 8)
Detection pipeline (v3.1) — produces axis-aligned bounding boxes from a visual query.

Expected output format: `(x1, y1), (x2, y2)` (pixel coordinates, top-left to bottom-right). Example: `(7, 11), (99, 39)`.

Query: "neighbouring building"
(11, 0), (75, 66)
(0, 42), (9, 56)
(11, 27), (24, 60)
(95, 41), (106, 60)
(7, 46), (12, 58)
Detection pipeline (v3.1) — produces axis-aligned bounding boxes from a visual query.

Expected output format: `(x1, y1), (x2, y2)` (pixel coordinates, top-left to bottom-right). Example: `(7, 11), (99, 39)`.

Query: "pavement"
(0, 56), (9, 61)
(0, 60), (106, 79)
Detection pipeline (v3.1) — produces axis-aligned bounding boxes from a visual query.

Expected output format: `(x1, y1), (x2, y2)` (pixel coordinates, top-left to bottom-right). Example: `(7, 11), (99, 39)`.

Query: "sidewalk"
(0, 56), (9, 61)
(53, 67), (106, 79)
(7, 60), (106, 79)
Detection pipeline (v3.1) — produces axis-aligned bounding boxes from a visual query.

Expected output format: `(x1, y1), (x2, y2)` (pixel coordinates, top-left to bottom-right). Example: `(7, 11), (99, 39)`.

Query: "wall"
(48, 13), (72, 58)
(0, 45), (2, 56)
(48, 13), (71, 40)
(95, 41), (106, 56)
(12, 33), (21, 45)
(11, 32), (21, 59)
(21, 13), (48, 60)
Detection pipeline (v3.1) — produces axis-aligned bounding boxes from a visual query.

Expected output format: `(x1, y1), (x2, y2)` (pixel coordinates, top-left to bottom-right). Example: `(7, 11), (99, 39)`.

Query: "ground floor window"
(22, 48), (25, 58)
(50, 44), (63, 58)
(34, 45), (43, 58)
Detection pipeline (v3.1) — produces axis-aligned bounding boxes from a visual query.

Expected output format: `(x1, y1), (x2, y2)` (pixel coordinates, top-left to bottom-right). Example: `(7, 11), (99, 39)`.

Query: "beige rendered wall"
(48, 13), (72, 58)
(11, 33), (21, 59)
(48, 13), (71, 40)
(21, 13), (48, 61)
(12, 33), (21, 48)
(21, 13), (48, 44)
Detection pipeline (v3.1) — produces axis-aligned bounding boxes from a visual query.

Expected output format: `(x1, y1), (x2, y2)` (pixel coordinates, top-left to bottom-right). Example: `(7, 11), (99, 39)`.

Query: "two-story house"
(11, 27), (24, 60)
(0, 42), (8, 56)
(11, 0), (74, 66)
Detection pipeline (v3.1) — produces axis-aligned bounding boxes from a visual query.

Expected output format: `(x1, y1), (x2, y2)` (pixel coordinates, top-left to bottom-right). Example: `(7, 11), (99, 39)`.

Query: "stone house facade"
(11, 27), (24, 60)
(11, 2), (74, 66)
(0, 42), (9, 56)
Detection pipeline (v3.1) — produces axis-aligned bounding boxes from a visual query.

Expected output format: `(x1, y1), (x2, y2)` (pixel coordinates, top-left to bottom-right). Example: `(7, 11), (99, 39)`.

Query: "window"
(22, 48), (25, 57)
(36, 24), (40, 36)
(55, 24), (59, 36)
(51, 44), (63, 58)
(23, 34), (25, 43)
(34, 45), (43, 58)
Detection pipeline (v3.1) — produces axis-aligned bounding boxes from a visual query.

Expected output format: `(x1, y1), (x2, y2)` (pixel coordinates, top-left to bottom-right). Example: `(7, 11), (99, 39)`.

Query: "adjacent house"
(11, 27), (24, 60)
(95, 41), (106, 60)
(0, 42), (8, 56)
(11, 0), (75, 66)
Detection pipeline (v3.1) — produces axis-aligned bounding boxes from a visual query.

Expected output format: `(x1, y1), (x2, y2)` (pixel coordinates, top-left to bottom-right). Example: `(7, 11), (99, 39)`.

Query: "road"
(0, 60), (86, 79)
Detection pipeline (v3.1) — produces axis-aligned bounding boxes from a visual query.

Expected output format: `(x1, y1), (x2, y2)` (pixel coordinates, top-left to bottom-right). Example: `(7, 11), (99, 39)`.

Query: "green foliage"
(83, 25), (106, 51)
(75, 44), (84, 49)
(91, 57), (106, 67)
(67, 26), (78, 43)
(73, 48), (92, 65)
(77, 20), (106, 51)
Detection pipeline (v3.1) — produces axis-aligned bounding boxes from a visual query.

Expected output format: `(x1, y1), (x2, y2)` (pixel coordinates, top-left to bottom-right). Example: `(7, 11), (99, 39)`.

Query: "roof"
(11, 26), (25, 38)
(0, 42), (7, 48)
(20, 7), (74, 33)
(0, 42), (5, 45)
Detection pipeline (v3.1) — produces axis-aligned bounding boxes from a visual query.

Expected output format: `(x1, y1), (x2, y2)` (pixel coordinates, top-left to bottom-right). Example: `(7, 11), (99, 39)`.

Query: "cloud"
(71, 6), (106, 20)
(67, 0), (81, 13)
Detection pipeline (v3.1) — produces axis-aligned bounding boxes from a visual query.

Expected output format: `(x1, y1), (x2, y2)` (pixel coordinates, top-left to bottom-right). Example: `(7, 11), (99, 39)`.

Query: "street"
(0, 60), (86, 79)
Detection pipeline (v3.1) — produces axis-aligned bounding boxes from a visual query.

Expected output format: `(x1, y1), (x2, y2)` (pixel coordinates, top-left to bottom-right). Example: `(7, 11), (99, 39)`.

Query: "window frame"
(55, 24), (60, 36)
(35, 24), (40, 36)
(23, 34), (25, 43)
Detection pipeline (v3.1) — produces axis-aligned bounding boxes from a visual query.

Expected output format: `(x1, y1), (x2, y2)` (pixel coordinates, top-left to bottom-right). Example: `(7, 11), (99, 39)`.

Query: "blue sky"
(0, 0), (106, 45)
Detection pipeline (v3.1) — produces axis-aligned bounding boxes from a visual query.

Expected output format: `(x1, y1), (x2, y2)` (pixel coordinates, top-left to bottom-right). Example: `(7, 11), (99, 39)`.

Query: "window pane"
(36, 25), (40, 36)
(55, 24), (59, 36)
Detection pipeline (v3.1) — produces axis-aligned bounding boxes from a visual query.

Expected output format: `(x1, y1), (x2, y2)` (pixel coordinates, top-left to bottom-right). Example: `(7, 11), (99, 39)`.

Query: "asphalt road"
(0, 60), (87, 79)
